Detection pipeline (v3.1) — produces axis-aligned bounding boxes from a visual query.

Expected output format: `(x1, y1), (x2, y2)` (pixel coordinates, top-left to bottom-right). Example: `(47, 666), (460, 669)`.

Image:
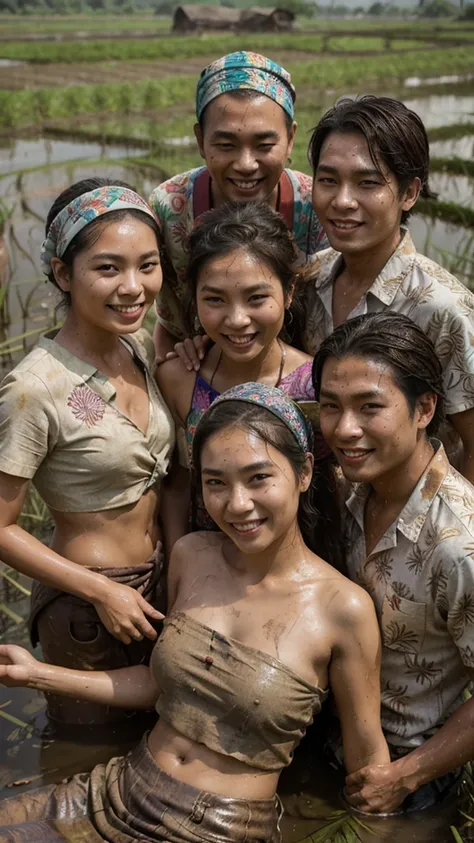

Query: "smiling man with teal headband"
(149, 51), (327, 357)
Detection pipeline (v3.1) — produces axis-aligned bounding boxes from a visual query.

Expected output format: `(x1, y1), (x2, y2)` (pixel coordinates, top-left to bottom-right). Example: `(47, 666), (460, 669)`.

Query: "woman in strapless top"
(0, 178), (174, 727)
(157, 201), (339, 565)
(0, 384), (389, 842)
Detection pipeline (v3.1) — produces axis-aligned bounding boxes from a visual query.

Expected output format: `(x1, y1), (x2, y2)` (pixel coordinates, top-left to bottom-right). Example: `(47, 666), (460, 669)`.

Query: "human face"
(312, 131), (419, 257)
(195, 93), (296, 207)
(319, 355), (433, 486)
(196, 247), (287, 361)
(201, 425), (309, 554)
(53, 216), (162, 335)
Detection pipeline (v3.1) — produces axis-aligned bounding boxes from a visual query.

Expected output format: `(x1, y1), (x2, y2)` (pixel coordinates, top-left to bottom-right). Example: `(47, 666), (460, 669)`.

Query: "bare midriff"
(147, 718), (279, 800)
(49, 486), (161, 569)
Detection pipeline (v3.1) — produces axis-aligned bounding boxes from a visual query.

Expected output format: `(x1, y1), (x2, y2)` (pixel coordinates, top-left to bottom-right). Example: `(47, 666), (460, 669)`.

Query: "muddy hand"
(94, 581), (164, 645)
(0, 644), (39, 687)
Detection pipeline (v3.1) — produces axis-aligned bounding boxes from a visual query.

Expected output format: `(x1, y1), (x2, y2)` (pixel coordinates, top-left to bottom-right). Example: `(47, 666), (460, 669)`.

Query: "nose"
(334, 410), (363, 441)
(234, 147), (259, 175)
(332, 182), (358, 212)
(224, 305), (252, 330)
(118, 269), (143, 296)
(227, 483), (254, 516)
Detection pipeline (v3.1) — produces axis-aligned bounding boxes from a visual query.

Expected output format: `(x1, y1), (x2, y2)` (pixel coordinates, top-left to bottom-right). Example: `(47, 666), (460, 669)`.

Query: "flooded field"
(0, 24), (474, 841)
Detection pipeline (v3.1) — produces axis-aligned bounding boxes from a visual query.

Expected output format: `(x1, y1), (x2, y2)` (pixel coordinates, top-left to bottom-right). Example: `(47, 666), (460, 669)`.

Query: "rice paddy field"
(0, 14), (474, 842)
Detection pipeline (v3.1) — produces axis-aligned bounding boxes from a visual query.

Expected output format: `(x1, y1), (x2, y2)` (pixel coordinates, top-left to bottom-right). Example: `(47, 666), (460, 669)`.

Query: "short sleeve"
(424, 305), (474, 417)
(442, 557), (474, 672)
(0, 370), (59, 479)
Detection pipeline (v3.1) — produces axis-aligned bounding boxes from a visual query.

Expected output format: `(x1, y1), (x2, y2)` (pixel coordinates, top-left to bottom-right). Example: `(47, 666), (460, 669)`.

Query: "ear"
(287, 120), (297, 157)
(416, 392), (437, 432)
(50, 257), (71, 292)
(285, 278), (296, 309)
(402, 177), (421, 213)
(194, 123), (205, 159)
(299, 452), (314, 493)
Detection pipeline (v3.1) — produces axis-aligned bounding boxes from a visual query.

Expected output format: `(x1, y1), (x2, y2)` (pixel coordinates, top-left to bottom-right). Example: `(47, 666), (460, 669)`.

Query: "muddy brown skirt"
(0, 736), (282, 843)
(28, 547), (165, 726)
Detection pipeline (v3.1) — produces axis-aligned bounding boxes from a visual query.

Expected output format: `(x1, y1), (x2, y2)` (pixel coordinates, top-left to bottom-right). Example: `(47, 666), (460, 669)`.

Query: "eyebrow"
(90, 250), (160, 262)
(202, 460), (274, 476)
(316, 164), (383, 178)
(199, 282), (274, 295)
(211, 130), (280, 141)
(320, 388), (382, 400)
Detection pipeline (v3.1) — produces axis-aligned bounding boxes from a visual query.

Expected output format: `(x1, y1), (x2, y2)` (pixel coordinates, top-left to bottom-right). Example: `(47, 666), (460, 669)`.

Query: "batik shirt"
(302, 230), (474, 418)
(149, 166), (327, 338)
(344, 442), (474, 752)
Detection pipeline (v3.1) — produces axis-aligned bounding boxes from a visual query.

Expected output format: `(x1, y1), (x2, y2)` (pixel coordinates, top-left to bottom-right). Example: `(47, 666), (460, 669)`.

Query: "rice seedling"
(431, 157), (474, 178)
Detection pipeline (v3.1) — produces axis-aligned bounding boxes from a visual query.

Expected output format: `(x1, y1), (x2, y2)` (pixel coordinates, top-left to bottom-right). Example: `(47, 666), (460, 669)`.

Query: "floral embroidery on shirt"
(67, 385), (106, 427)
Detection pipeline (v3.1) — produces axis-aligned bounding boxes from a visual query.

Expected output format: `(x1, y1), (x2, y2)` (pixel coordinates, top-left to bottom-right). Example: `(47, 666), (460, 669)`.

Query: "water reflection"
(430, 171), (474, 210)
(403, 93), (474, 128)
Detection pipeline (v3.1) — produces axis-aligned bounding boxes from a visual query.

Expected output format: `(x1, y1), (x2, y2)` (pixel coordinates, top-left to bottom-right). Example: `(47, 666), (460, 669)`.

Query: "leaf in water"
(450, 827), (464, 843)
(299, 814), (351, 843)
(7, 727), (21, 742)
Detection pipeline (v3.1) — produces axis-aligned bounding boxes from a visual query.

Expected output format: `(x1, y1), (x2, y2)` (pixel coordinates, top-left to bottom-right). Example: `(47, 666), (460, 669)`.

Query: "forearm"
(393, 696), (474, 792)
(27, 661), (159, 709)
(344, 726), (390, 775)
(0, 524), (110, 604)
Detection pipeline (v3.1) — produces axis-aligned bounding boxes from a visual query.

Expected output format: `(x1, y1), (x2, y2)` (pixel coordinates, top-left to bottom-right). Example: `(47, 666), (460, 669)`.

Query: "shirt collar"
(345, 440), (450, 547)
(314, 228), (417, 306)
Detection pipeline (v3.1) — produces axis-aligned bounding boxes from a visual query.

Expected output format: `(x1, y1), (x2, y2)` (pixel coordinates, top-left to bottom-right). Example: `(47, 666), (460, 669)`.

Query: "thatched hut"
(239, 7), (294, 31)
(172, 5), (240, 33)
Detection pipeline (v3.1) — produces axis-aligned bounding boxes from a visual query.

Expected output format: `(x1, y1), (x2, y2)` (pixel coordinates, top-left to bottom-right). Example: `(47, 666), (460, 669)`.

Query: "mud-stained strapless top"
(151, 611), (328, 772)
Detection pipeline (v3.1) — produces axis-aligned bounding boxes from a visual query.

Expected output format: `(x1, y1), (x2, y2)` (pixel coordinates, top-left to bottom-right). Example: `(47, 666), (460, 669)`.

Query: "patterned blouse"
(344, 442), (474, 753)
(149, 166), (327, 339)
(0, 330), (175, 512)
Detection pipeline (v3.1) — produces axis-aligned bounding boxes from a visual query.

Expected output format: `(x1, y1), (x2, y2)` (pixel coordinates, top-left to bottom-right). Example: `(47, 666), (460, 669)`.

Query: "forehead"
(317, 130), (391, 178)
(202, 92), (287, 136)
(83, 216), (158, 256)
(201, 425), (288, 469)
(321, 355), (400, 394)
(196, 247), (281, 290)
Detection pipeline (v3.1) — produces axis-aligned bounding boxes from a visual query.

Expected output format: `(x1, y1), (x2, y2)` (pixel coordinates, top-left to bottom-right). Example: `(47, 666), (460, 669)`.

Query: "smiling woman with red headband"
(0, 177), (174, 728)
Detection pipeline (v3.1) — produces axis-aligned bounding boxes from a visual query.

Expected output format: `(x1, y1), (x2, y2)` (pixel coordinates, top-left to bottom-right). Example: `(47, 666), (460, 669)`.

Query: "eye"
(250, 473), (271, 483)
(203, 295), (223, 304)
(361, 402), (383, 411)
(97, 263), (117, 272)
(249, 294), (268, 303)
(320, 401), (338, 410)
(258, 143), (275, 151)
(216, 143), (234, 151)
(360, 180), (381, 188)
(317, 177), (336, 185)
(204, 478), (224, 487)
(141, 260), (160, 271)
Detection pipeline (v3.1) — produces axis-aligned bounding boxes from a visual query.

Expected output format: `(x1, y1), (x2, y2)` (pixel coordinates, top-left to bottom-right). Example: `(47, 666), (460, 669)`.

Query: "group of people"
(0, 49), (473, 843)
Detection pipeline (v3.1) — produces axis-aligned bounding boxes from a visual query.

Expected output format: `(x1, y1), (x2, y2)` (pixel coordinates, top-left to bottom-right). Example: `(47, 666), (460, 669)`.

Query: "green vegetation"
(431, 156), (474, 177)
(416, 197), (474, 229)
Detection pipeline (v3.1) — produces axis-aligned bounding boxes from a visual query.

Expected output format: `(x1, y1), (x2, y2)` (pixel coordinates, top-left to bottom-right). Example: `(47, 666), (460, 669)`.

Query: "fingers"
(137, 593), (165, 621)
(174, 337), (201, 372)
(133, 614), (158, 641)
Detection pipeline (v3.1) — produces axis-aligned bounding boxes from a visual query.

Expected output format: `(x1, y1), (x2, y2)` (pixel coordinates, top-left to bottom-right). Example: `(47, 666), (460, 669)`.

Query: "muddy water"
(0, 78), (473, 838)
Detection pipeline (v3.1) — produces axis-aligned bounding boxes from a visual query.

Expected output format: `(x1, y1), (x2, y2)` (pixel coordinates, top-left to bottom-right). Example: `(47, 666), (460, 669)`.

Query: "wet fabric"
(149, 167), (327, 339)
(343, 441), (474, 751)
(152, 612), (328, 772)
(0, 736), (283, 843)
(28, 547), (164, 726)
(195, 51), (296, 120)
(0, 328), (175, 512)
(41, 185), (158, 275)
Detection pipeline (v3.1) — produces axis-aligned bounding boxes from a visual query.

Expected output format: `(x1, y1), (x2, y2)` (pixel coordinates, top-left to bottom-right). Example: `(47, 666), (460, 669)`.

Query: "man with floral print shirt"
(306, 95), (474, 484)
(313, 312), (474, 814)
(149, 52), (327, 357)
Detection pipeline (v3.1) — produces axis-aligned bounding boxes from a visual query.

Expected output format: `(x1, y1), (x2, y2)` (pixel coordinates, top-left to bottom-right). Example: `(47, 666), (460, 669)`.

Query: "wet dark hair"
(312, 312), (445, 437)
(45, 177), (161, 307)
(308, 95), (436, 224)
(192, 400), (344, 571)
(186, 201), (300, 339)
(199, 89), (294, 136)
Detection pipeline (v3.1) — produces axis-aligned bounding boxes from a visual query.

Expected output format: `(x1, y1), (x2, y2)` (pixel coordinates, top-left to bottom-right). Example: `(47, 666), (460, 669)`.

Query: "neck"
(227, 522), (313, 583)
(370, 436), (434, 509)
(341, 227), (403, 289)
(217, 338), (282, 387)
(55, 311), (123, 365)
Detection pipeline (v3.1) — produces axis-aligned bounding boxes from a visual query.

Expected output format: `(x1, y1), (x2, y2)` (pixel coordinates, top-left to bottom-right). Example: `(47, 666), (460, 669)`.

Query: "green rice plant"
(429, 123), (474, 142)
(431, 157), (474, 178)
(416, 197), (474, 230)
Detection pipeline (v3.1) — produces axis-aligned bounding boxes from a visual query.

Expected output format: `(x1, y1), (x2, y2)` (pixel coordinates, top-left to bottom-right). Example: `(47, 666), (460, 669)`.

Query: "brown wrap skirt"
(0, 736), (282, 843)
(28, 546), (165, 726)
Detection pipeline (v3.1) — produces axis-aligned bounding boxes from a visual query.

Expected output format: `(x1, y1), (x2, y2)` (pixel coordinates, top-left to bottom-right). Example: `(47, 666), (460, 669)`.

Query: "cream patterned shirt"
(344, 443), (474, 752)
(302, 230), (474, 418)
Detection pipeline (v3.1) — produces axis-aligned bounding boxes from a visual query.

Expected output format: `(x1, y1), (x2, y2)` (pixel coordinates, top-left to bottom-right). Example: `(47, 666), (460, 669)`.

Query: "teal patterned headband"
(196, 51), (296, 121)
(205, 382), (310, 453)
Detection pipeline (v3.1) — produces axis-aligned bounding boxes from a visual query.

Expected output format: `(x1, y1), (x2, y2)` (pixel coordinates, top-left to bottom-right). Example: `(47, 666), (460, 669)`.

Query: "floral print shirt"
(344, 442), (474, 752)
(149, 166), (327, 339)
(302, 230), (474, 418)
(0, 330), (175, 512)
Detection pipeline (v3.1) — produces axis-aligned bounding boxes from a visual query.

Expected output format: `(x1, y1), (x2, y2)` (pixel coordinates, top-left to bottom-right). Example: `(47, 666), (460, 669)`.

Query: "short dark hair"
(312, 312), (445, 437)
(199, 88), (294, 136)
(308, 95), (436, 224)
(192, 398), (345, 569)
(45, 177), (161, 307)
(186, 201), (299, 337)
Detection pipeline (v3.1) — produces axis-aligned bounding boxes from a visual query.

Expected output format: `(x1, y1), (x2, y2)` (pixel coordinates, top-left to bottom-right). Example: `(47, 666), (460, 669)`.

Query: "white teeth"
(332, 222), (360, 230)
(341, 449), (369, 457)
(232, 520), (262, 532)
(227, 334), (256, 345)
(233, 180), (259, 189)
(110, 304), (143, 313)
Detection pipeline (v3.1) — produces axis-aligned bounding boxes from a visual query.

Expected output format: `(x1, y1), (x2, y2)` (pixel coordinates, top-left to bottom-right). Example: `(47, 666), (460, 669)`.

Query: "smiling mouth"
(223, 333), (258, 347)
(229, 519), (266, 534)
(229, 179), (263, 191)
(107, 303), (145, 313)
(330, 221), (362, 230)
(339, 448), (373, 460)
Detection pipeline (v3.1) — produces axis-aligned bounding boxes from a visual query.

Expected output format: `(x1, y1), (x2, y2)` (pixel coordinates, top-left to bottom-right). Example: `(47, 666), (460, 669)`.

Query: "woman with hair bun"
(0, 178), (174, 727)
